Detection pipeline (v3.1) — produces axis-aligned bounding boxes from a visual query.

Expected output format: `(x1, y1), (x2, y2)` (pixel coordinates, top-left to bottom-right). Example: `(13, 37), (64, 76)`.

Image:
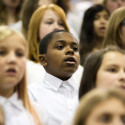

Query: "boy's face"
(42, 32), (80, 80)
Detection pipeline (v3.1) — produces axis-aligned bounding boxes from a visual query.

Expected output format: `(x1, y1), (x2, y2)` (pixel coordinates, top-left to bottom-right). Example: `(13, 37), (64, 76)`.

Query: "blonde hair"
(0, 26), (42, 125)
(102, 7), (125, 49)
(28, 4), (70, 63)
(0, 26), (26, 46)
(0, 105), (4, 125)
(73, 88), (125, 125)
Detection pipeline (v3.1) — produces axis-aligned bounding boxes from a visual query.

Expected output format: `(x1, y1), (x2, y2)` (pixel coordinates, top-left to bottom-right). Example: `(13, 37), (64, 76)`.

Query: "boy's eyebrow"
(55, 40), (66, 43)
(55, 40), (78, 45)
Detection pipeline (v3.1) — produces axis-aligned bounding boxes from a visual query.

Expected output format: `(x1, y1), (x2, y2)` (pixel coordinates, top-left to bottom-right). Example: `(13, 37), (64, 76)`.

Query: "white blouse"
(0, 92), (47, 125)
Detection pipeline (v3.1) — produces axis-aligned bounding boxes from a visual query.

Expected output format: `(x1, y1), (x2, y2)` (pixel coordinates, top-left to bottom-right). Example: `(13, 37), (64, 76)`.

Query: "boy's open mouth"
(64, 57), (76, 65)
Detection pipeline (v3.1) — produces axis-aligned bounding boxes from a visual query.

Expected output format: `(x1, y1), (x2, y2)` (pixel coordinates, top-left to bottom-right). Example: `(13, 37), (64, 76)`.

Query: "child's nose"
(100, 18), (106, 24)
(53, 23), (61, 30)
(65, 48), (74, 55)
(119, 71), (125, 83)
(7, 52), (17, 64)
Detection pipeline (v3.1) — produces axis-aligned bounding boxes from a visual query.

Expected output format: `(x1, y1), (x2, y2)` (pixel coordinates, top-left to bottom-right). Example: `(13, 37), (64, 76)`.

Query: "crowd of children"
(0, 0), (125, 125)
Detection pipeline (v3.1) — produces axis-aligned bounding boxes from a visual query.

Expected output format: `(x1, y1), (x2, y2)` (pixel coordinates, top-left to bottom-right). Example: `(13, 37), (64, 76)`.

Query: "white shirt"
(0, 93), (47, 125)
(28, 72), (79, 125)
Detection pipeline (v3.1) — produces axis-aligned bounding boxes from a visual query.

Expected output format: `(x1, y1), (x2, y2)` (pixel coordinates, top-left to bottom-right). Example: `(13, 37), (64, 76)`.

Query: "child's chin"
(64, 68), (77, 75)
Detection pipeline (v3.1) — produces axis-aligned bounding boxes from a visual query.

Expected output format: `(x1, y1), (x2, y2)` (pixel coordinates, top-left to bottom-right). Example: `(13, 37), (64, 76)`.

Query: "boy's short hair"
(39, 30), (69, 54)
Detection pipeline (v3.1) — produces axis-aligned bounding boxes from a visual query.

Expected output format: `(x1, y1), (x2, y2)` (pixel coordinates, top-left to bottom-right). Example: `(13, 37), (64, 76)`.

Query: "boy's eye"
(73, 47), (78, 52)
(56, 45), (64, 50)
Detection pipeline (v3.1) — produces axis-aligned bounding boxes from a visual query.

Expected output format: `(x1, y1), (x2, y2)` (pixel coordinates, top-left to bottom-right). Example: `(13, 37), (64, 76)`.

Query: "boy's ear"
(39, 54), (47, 66)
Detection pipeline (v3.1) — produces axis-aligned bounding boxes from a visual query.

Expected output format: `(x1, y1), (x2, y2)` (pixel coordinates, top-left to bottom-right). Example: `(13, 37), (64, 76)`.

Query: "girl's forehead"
(0, 33), (26, 47)
(101, 51), (125, 63)
(44, 9), (57, 15)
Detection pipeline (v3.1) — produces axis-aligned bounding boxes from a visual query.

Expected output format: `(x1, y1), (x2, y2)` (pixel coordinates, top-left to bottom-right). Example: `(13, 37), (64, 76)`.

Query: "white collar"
(0, 92), (24, 111)
(43, 72), (78, 92)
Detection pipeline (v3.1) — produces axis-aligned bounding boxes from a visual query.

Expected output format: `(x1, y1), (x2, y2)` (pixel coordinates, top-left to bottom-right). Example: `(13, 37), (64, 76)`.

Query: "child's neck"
(95, 36), (104, 48)
(0, 88), (14, 98)
(54, 74), (71, 81)
(5, 7), (17, 24)
(46, 71), (71, 81)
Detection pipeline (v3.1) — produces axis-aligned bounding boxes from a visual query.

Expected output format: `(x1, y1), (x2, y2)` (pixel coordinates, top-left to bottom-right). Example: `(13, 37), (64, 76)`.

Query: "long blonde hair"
(102, 7), (125, 49)
(0, 26), (42, 125)
(0, 105), (4, 125)
(27, 4), (69, 63)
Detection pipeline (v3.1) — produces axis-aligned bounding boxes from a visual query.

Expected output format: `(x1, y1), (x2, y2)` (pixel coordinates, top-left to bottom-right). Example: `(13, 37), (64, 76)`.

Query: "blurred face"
(105, 0), (125, 14)
(85, 98), (125, 125)
(44, 32), (80, 80)
(38, 0), (53, 6)
(120, 26), (125, 49)
(39, 9), (65, 39)
(94, 10), (109, 38)
(52, 0), (57, 3)
(2, 0), (21, 8)
(0, 34), (26, 98)
(96, 51), (125, 90)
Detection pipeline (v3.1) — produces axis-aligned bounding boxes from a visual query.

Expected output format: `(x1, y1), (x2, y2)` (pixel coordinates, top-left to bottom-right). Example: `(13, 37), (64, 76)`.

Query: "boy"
(28, 30), (80, 125)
